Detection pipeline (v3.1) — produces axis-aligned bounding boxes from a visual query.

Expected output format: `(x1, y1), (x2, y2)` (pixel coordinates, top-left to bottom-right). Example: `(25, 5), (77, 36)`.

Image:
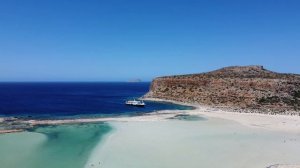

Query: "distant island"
(127, 78), (142, 83)
(144, 65), (300, 114)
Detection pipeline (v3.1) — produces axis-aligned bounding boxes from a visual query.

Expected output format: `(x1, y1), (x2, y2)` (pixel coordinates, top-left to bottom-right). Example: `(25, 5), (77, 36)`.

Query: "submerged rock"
(168, 114), (207, 121)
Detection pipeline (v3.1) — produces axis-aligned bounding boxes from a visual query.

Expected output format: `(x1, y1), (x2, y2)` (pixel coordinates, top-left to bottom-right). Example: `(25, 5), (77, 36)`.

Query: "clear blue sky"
(0, 0), (299, 81)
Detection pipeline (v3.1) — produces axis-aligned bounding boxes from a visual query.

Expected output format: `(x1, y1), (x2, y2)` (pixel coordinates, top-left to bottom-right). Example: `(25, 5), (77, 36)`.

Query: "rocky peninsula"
(144, 65), (300, 114)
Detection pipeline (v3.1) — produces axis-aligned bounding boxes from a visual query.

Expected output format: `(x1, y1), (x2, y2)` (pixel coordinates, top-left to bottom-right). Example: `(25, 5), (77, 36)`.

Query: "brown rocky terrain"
(144, 66), (300, 113)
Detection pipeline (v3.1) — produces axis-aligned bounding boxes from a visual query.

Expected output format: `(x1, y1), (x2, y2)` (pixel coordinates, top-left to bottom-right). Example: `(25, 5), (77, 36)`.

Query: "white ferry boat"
(125, 99), (146, 107)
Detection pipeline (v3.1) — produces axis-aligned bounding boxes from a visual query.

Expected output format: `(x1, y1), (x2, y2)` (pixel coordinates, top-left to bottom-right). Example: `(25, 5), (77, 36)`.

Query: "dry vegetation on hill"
(145, 66), (300, 113)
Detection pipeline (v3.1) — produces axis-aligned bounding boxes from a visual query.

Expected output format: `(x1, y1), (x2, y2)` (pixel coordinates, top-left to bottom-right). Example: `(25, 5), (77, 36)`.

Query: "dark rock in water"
(144, 65), (300, 113)
(0, 117), (32, 132)
(168, 114), (207, 121)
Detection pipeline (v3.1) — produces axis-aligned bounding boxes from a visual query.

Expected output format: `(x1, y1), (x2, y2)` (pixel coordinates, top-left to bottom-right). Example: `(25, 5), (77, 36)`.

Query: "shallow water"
(87, 118), (300, 168)
(0, 123), (111, 168)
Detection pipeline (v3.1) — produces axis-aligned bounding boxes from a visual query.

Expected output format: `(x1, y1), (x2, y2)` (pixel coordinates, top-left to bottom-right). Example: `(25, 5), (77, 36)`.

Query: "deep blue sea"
(0, 82), (190, 119)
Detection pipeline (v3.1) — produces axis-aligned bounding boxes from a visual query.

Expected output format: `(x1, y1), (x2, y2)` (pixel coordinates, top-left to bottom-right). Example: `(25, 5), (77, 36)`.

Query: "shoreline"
(142, 97), (300, 115)
(143, 98), (300, 133)
(1, 98), (300, 134)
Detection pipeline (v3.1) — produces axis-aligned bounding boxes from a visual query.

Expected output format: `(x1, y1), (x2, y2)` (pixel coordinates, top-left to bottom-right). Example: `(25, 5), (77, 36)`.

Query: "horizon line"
(0, 81), (152, 83)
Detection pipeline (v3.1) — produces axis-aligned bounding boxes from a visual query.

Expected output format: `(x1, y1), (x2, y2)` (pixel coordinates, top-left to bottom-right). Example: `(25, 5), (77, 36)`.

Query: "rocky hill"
(144, 66), (300, 113)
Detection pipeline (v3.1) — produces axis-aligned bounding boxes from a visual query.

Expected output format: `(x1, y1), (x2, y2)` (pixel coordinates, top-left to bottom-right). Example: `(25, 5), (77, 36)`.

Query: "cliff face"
(145, 66), (300, 112)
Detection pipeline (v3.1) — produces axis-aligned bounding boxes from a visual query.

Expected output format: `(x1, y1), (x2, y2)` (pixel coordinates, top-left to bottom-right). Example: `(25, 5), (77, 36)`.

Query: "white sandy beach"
(144, 98), (300, 133)
(193, 107), (300, 133)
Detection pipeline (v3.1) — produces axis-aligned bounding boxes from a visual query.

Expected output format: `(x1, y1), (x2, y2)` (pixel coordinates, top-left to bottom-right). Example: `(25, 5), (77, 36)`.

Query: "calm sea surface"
(0, 82), (190, 118)
(0, 82), (192, 168)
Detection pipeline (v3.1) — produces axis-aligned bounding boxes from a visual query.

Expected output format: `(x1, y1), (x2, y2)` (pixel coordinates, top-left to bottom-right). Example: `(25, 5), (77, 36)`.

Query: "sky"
(0, 0), (299, 81)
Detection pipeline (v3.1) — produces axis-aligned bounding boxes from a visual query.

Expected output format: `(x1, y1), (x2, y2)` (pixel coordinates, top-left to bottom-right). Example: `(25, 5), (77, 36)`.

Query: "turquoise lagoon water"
(0, 123), (111, 168)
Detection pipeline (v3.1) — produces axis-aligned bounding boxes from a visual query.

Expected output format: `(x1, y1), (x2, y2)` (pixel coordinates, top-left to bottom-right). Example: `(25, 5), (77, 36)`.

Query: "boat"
(125, 99), (146, 107)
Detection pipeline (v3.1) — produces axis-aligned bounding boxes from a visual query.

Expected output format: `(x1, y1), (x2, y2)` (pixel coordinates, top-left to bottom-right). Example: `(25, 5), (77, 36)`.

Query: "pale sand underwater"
(85, 117), (300, 168)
